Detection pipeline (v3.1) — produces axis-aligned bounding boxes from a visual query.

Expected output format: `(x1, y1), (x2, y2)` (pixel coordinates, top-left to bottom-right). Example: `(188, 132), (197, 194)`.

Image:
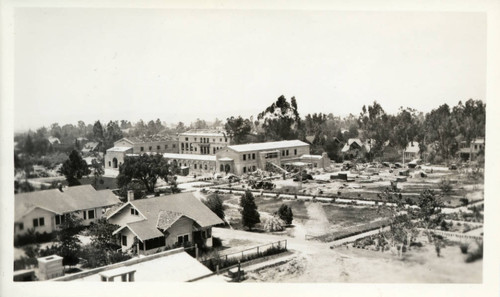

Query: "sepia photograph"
(1, 0), (499, 296)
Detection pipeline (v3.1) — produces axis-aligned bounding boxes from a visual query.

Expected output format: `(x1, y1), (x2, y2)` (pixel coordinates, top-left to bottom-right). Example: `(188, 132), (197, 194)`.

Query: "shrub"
(459, 242), (469, 254)
(277, 204), (293, 225)
(465, 241), (483, 263)
(212, 237), (222, 248)
(14, 230), (56, 247)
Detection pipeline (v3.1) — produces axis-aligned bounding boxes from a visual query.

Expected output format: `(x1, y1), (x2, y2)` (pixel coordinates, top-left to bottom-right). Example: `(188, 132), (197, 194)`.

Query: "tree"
(415, 189), (444, 240)
(117, 154), (176, 194)
(24, 133), (35, 156)
(377, 187), (417, 258)
(391, 107), (422, 164)
(257, 95), (302, 141)
(175, 122), (187, 133)
(93, 120), (105, 142)
(91, 159), (104, 187)
(225, 116), (252, 144)
(87, 218), (120, 250)
(57, 213), (83, 267)
(58, 150), (91, 186)
(452, 99), (486, 161)
(104, 121), (123, 150)
(358, 101), (392, 160)
(424, 104), (458, 162)
(203, 193), (225, 221)
(192, 118), (208, 129)
(239, 190), (260, 230)
(277, 204), (293, 225)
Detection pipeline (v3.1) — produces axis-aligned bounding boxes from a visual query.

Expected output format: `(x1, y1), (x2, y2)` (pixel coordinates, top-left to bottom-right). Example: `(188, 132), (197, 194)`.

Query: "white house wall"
(165, 216), (194, 247)
(108, 204), (145, 226)
(16, 207), (55, 236)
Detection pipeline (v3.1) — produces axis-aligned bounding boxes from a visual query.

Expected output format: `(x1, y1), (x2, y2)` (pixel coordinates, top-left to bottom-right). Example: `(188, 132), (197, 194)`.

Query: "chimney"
(127, 190), (134, 202)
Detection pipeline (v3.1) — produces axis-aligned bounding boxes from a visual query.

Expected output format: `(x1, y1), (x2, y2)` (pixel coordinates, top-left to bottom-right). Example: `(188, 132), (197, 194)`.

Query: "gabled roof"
(405, 141), (420, 154)
(226, 140), (309, 153)
(15, 185), (121, 221)
(109, 192), (224, 241)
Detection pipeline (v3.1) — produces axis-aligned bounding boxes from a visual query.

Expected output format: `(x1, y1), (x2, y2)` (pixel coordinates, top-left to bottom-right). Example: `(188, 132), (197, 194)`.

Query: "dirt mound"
(246, 256), (307, 282)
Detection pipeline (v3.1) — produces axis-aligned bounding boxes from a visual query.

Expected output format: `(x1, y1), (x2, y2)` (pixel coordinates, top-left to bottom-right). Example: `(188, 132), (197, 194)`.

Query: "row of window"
(242, 153), (256, 161)
(20, 210), (98, 231)
(184, 137), (228, 143)
(180, 143), (223, 154)
(242, 166), (257, 173)
(140, 144), (177, 152)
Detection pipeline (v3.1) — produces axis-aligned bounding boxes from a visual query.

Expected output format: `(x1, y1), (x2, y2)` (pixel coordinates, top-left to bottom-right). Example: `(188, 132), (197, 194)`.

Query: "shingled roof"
(15, 185), (121, 221)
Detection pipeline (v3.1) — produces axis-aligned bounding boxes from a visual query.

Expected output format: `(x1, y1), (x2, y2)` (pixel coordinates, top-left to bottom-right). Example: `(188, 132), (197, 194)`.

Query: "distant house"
(458, 138), (485, 161)
(341, 138), (374, 159)
(81, 141), (101, 153)
(14, 185), (121, 237)
(107, 192), (224, 255)
(47, 136), (61, 145)
(403, 141), (421, 161)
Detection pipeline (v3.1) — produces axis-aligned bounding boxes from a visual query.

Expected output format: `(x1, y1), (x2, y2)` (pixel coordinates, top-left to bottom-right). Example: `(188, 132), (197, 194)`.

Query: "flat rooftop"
(227, 140), (309, 153)
(163, 153), (216, 162)
(67, 250), (224, 282)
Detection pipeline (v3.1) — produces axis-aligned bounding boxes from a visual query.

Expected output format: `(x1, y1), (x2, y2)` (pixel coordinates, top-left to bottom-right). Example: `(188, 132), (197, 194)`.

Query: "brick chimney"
(127, 190), (134, 202)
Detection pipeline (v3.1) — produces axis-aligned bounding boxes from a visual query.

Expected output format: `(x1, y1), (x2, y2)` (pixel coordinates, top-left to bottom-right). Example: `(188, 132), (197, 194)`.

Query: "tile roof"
(227, 140), (309, 153)
(15, 185), (121, 221)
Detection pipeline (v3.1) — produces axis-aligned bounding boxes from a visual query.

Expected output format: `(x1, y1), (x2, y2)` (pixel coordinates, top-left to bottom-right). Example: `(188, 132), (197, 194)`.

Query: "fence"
(418, 228), (483, 241)
(200, 240), (287, 271)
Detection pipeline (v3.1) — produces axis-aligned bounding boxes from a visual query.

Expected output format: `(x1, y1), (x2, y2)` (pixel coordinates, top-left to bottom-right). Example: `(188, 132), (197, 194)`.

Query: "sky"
(14, 8), (486, 132)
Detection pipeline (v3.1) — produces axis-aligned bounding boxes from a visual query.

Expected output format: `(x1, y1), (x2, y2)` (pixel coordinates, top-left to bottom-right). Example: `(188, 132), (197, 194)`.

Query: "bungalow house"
(14, 185), (121, 237)
(458, 138), (485, 161)
(81, 141), (101, 153)
(107, 192), (224, 255)
(403, 141), (421, 161)
(341, 138), (374, 159)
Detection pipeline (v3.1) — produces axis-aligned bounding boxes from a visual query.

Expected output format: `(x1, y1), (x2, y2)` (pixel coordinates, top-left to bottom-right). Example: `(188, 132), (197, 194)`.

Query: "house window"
(220, 138), (222, 142)
(206, 228), (212, 238)
(108, 161), (111, 167)
(294, 149), (297, 155)
(83, 211), (87, 220)
(243, 154), (246, 161)
(243, 167), (247, 173)
(181, 143), (184, 150)
(185, 137), (189, 141)
(252, 153), (256, 160)
(286, 150), (289, 156)
(194, 137), (197, 141)
(19, 223), (24, 230)
(141, 147), (144, 152)
(195, 147), (197, 152)
(177, 234), (189, 245)
(130, 208), (139, 216)
(173, 144), (176, 148)
(55, 215), (63, 225)
(252, 166), (256, 171)
(149, 146), (152, 151)
(122, 235), (127, 246)
(88, 209), (95, 219)
(204, 164), (207, 170)
(157, 145), (160, 150)
(33, 217), (44, 228)
(220, 165), (224, 172)
(194, 164), (197, 169)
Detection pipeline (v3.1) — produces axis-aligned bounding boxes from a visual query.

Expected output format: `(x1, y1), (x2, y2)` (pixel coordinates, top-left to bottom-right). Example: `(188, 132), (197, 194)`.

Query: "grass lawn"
(253, 196), (309, 220)
(322, 204), (391, 227)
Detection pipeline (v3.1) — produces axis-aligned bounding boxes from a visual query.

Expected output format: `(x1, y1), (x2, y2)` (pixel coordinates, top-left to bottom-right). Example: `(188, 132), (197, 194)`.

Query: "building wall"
(108, 204), (145, 227)
(216, 144), (310, 175)
(118, 228), (136, 253)
(166, 158), (217, 176)
(165, 216), (194, 247)
(16, 208), (55, 236)
(104, 149), (132, 169)
(179, 133), (230, 155)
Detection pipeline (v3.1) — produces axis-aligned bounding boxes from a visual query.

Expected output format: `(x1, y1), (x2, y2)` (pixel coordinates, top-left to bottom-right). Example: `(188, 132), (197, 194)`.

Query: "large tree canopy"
(58, 150), (91, 186)
(117, 154), (176, 194)
(257, 95), (302, 141)
(225, 116), (252, 144)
